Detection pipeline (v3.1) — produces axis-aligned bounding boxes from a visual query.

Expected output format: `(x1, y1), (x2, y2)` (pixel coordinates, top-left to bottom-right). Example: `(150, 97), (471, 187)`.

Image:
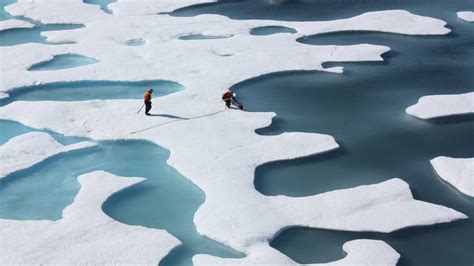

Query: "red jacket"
(222, 91), (233, 100)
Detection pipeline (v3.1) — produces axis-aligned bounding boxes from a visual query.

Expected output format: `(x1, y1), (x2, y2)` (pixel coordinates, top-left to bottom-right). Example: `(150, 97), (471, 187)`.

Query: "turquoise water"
(0, 139), (243, 264)
(83, 0), (116, 14)
(0, 0), (83, 46)
(0, 23), (83, 46)
(0, 119), (88, 145)
(0, 40), (234, 265)
(28, 54), (99, 71)
(0, 119), (34, 145)
(0, 80), (183, 106)
(0, 0), (15, 21)
(250, 26), (297, 36)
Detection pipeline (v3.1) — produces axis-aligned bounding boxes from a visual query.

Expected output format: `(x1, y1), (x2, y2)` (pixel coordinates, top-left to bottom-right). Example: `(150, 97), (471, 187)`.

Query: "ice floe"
(406, 92), (474, 119)
(0, 19), (34, 32)
(5, 0), (107, 24)
(194, 240), (400, 265)
(110, 0), (217, 16)
(0, 8), (450, 94)
(0, 171), (180, 264)
(431, 156), (474, 197)
(0, 132), (96, 179)
(0, 100), (467, 251)
(457, 11), (474, 22)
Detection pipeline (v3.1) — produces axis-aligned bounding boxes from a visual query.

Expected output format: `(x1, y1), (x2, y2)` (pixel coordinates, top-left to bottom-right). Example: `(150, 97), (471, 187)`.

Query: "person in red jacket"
(222, 89), (235, 109)
(222, 89), (244, 110)
(144, 89), (153, 115)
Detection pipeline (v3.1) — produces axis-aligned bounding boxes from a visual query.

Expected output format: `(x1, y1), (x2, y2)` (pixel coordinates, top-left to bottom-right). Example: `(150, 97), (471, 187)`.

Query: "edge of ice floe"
(0, 131), (97, 179)
(431, 156), (474, 197)
(406, 92), (474, 119)
(110, 0), (218, 16)
(0, 19), (35, 32)
(0, 170), (181, 264)
(193, 239), (400, 265)
(457, 11), (474, 22)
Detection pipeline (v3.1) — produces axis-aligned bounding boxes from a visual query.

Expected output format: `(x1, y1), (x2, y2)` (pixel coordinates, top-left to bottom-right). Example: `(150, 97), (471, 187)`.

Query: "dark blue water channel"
(179, 34), (231, 40)
(176, 0), (474, 265)
(173, 0), (474, 22)
(250, 26), (296, 36)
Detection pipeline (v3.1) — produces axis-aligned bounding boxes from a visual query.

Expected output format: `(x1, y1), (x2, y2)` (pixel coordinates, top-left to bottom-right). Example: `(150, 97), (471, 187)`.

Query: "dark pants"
(145, 101), (152, 114)
(224, 99), (231, 108)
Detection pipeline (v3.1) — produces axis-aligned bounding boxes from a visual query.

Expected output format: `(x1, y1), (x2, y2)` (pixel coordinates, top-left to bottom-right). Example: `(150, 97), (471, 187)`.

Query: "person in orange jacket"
(144, 89), (153, 115)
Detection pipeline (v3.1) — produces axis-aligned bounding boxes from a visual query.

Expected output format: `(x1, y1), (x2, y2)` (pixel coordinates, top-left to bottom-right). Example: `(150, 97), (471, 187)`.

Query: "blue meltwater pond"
(0, 138), (243, 265)
(0, 81), (240, 266)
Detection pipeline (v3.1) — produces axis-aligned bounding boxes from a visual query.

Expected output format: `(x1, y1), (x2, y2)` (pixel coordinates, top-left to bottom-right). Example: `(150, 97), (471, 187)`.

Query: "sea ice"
(0, 8), (450, 94)
(109, 0), (218, 16)
(0, 132), (96, 179)
(194, 240), (400, 265)
(457, 11), (474, 22)
(406, 92), (474, 119)
(0, 171), (180, 264)
(0, 19), (34, 32)
(0, 100), (467, 253)
(431, 156), (474, 197)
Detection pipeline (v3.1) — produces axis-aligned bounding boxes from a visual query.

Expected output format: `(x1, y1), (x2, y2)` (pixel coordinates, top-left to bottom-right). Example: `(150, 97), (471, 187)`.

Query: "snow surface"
(5, 0), (107, 24)
(0, 19), (34, 32)
(194, 240), (400, 265)
(109, 0), (218, 16)
(406, 92), (474, 119)
(0, 0), (465, 264)
(0, 132), (96, 179)
(0, 100), (467, 250)
(0, 171), (180, 264)
(0, 9), (451, 94)
(431, 156), (474, 197)
(457, 11), (474, 22)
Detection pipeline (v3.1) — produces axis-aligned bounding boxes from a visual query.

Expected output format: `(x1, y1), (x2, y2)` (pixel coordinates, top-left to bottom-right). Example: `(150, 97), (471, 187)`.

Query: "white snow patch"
(0, 132), (96, 179)
(0, 19), (35, 32)
(5, 0), (106, 24)
(406, 92), (474, 119)
(457, 11), (474, 22)
(431, 156), (474, 197)
(110, 0), (217, 16)
(194, 240), (400, 265)
(0, 170), (180, 264)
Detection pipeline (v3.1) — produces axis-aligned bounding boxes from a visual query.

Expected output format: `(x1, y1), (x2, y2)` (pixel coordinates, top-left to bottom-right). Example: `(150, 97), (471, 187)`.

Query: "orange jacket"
(144, 91), (152, 102)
